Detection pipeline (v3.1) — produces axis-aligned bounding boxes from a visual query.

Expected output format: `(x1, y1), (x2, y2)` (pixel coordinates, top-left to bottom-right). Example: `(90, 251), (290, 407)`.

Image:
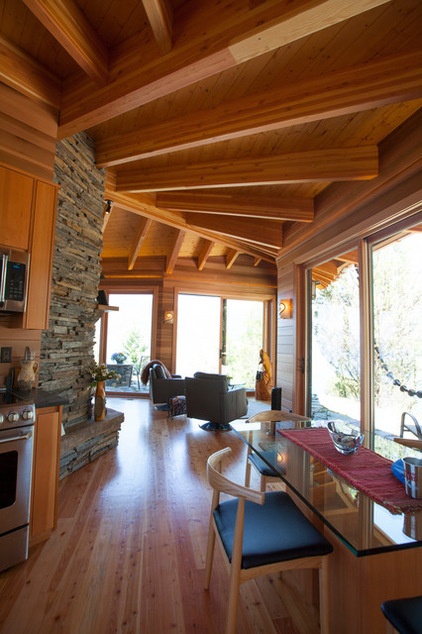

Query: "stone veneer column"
(39, 132), (105, 431)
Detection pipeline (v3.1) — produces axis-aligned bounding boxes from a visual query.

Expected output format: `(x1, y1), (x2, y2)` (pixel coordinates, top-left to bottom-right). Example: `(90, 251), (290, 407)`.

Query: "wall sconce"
(278, 299), (293, 319)
(103, 199), (113, 215)
(163, 310), (174, 324)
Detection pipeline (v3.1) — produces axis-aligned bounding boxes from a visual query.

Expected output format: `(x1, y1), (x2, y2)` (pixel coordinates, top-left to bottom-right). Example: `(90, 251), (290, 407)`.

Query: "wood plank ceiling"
(1, 0), (421, 279)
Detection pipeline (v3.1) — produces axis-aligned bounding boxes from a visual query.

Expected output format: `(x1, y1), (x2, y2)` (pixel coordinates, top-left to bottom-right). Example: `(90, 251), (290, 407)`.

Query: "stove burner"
(0, 390), (35, 431)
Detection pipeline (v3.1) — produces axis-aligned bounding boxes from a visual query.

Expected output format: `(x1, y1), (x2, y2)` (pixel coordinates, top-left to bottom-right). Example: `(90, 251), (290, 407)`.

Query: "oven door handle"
(0, 430), (32, 444)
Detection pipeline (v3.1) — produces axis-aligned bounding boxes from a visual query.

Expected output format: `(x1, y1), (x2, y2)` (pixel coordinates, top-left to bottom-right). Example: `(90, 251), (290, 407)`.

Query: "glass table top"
(231, 418), (422, 557)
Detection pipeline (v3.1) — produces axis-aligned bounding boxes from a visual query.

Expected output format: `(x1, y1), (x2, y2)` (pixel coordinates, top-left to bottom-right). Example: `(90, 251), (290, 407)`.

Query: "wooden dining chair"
(205, 447), (333, 634)
(244, 410), (309, 491)
(381, 595), (422, 633)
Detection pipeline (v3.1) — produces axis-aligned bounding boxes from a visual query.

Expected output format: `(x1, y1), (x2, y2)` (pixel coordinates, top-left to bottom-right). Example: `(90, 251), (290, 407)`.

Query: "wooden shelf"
(97, 304), (119, 312)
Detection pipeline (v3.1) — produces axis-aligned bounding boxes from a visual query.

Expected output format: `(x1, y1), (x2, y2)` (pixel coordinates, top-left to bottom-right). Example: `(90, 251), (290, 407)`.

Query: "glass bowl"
(327, 421), (364, 455)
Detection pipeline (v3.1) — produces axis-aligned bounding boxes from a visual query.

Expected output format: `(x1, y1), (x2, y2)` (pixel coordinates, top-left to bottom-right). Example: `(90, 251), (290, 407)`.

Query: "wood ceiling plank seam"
(329, 0), (421, 70)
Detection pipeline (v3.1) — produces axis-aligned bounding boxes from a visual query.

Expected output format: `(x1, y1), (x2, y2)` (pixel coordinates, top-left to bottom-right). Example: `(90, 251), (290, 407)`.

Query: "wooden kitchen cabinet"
(24, 180), (57, 330)
(30, 406), (62, 545)
(0, 165), (34, 251)
(0, 163), (58, 330)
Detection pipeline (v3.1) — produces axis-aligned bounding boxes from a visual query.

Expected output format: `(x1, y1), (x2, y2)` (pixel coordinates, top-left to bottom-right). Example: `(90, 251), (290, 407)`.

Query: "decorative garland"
(374, 344), (422, 399)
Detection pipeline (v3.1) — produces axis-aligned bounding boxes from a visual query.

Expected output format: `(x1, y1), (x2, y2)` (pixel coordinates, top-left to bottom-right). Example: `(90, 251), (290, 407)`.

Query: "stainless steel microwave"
(0, 248), (30, 313)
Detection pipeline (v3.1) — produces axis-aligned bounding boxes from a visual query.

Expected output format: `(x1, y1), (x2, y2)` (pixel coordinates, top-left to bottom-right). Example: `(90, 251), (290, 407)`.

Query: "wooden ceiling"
(1, 0), (422, 276)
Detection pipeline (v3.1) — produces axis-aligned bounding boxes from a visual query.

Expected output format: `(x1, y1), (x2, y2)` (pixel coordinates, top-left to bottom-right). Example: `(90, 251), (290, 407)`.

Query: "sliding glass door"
(175, 294), (221, 377)
(176, 293), (266, 388)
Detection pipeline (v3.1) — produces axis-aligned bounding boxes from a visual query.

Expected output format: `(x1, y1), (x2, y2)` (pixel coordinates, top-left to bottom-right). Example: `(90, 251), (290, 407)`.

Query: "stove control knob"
(0, 413), (4, 424)
(22, 409), (34, 421)
(7, 412), (19, 423)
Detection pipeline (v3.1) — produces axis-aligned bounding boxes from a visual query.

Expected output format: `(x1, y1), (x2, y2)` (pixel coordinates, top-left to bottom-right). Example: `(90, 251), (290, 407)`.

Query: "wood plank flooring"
(0, 397), (320, 633)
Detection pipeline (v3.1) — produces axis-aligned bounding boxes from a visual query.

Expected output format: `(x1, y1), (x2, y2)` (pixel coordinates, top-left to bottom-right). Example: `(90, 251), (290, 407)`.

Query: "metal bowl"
(327, 421), (364, 455)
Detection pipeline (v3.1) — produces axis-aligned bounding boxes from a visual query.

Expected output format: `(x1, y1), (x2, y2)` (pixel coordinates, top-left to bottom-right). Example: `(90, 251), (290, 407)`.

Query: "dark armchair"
(185, 371), (247, 431)
(148, 363), (185, 405)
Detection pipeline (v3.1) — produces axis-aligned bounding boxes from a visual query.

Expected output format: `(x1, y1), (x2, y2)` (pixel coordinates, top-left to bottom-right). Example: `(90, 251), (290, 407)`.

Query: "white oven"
(0, 392), (35, 572)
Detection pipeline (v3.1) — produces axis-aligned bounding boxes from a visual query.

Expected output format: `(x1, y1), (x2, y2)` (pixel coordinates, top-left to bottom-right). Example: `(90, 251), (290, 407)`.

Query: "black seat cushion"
(249, 452), (282, 477)
(213, 490), (333, 569)
(381, 595), (422, 634)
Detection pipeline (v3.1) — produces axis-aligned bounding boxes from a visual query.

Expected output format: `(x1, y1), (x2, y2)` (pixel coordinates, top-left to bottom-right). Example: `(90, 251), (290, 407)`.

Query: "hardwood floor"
(0, 398), (320, 633)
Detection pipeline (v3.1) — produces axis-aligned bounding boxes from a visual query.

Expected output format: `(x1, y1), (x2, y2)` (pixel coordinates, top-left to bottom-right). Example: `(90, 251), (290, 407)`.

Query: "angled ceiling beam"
(156, 191), (314, 221)
(166, 230), (186, 275)
(197, 239), (214, 271)
(105, 188), (276, 262)
(116, 147), (379, 192)
(96, 51), (422, 167)
(128, 217), (153, 270)
(58, 0), (390, 137)
(186, 214), (283, 249)
(142, 0), (173, 54)
(0, 35), (61, 108)
(22, 0), (109, 85)
(226, 249), (240, 269)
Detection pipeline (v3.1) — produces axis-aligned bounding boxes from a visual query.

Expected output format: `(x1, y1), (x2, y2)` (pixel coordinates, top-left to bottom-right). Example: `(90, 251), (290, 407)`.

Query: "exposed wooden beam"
(96, 50), (422, 167)
(116, 147), (379, 192)
(197, 239), (214, 271)
(156, 191), (314, 221)
(0, 35), (61, 108)
(128, 217), (153, 270)
(58, 0), (390, 137)
(22, 0), (108, 85)
(226, 249), (240, 269)
(186, 214), (283, 249)
(142, 0), (173, 54)
(228, 0), (391, 63)
(105, 188), (275, 262)
(166, 230), (186, 275)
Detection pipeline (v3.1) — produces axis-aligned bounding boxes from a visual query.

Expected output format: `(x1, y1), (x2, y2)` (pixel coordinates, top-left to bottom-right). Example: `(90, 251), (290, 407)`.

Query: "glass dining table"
(230, 415), (422, 633)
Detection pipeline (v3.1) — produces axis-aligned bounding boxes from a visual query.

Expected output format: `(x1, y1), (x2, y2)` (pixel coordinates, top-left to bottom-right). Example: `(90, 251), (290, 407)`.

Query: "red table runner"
(279, 427), (422, 514)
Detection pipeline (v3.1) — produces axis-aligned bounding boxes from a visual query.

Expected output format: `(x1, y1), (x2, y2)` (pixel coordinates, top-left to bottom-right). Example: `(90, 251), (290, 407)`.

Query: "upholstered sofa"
(148, 363), (186, 404)
(185, 371), (248, 431)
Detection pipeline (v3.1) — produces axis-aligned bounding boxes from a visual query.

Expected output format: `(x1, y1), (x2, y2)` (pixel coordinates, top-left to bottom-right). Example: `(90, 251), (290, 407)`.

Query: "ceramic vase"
(94, 381), (106, 421)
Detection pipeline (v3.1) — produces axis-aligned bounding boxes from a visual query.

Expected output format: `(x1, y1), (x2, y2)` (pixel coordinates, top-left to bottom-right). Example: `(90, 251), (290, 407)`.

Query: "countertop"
(13, 387), (69, 408)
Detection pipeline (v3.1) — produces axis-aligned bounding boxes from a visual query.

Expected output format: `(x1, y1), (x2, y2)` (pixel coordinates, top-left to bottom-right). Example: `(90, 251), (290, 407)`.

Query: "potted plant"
(111, 351), (127, 364)
(88, 362), (121, 421)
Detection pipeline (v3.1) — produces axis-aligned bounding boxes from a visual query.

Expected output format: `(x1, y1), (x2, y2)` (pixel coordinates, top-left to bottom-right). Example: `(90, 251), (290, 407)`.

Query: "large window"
(310, 255), (360, 427)
(371, 230), (422, 440)
(96, 293), (153, 394)
(307, 218), (422, 443)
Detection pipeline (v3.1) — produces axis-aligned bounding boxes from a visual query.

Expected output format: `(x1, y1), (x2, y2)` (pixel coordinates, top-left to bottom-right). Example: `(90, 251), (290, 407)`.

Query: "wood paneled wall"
(0, 84), (58, 181)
